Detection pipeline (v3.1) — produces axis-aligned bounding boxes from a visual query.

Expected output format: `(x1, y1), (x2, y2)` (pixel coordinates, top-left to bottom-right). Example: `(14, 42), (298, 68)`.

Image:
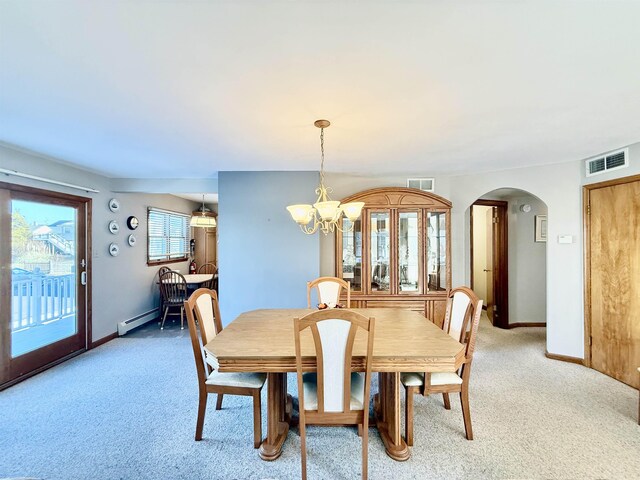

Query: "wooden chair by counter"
(184, 288), (266, 447)
(159, 270), (188, 330)
(294, 309), (375, 480)
(198, 262), (218, 291)
(402, 286), (483, 444)
(307, 276), (351, 308)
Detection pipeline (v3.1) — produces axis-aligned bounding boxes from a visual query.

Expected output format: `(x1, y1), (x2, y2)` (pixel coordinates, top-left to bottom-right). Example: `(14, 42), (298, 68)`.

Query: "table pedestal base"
(259, 373), (293, 461)
(374, 372), (410, 461)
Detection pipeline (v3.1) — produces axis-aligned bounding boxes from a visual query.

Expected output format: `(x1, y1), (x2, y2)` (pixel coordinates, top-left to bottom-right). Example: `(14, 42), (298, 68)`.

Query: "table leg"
(259, 372), (292, 461)
(374, 372), (410, 461)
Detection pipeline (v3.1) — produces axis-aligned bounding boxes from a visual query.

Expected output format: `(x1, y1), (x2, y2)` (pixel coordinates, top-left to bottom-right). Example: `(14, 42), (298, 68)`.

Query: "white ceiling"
(1, 1), (639, 179)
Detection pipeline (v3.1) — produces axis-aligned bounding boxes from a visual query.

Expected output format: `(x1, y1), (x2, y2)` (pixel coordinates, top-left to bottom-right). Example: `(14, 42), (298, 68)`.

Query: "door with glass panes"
(0, 183), (89, 387)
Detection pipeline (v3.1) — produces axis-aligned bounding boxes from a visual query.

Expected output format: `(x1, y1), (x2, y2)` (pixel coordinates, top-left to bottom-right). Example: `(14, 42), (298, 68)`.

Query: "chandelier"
(286, 120), (364, 234)
(190, 194), (217, 228)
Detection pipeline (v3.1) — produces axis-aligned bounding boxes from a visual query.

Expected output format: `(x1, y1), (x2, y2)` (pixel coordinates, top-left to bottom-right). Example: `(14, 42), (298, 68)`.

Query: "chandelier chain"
(319, 127), (325, 186)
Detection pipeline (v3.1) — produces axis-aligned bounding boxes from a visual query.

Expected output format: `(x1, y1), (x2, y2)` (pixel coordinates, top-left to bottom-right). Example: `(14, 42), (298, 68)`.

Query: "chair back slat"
(465, 297), (483, 360)
(317, 282), (341, 305)
(184, 293), (209, 386)
(193, 288), (222, 345)
(307, 276), (351, 308)
(294, 309), (374, 415)
(448, 291), (474, 342)
(159, 271), (188, 305)
(197, 263), (218, 290)
(316, 319), (352, 412)
(158, 266), (171, 278)
(184, 288), (224, 385)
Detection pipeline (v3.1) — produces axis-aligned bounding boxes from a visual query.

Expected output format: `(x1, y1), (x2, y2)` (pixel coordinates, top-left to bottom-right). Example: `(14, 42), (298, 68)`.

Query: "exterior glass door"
(1, 185), (88, 387)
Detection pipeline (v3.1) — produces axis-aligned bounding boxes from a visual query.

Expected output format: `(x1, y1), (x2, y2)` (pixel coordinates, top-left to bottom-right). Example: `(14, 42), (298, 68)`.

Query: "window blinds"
(147, 207), (190, 263)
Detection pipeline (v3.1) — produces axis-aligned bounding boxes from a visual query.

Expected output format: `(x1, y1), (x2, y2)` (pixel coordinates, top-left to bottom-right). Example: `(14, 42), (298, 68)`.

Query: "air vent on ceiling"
(586, 148), (629, 177)
(407, 177), (435, 192)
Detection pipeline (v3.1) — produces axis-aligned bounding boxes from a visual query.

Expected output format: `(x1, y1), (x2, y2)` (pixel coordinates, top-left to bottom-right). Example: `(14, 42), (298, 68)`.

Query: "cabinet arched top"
(340, 187), (452, 209)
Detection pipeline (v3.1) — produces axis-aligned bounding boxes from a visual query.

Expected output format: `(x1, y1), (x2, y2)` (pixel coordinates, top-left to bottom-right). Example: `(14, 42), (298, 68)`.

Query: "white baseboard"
(118, 308), (159, 335)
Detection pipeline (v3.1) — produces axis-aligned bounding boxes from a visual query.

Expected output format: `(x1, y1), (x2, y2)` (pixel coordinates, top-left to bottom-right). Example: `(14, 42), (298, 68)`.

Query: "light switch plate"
(558, 235), (573, 244)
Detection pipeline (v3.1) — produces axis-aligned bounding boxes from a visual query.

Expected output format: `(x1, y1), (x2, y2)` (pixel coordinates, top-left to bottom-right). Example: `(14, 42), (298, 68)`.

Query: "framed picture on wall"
(535, 215), (547, 242)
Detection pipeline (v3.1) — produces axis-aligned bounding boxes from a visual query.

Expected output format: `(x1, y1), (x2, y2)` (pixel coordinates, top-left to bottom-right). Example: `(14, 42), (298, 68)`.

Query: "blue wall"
(218, 171), (320, 324)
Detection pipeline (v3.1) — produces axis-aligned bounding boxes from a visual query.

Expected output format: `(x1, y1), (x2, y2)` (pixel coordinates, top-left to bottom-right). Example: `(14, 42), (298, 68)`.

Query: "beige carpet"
(0, 314), (638, 479)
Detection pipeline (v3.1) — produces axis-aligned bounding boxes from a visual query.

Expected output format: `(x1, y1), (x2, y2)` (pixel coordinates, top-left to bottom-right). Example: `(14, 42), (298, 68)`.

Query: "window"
(147, 207), (190, 265)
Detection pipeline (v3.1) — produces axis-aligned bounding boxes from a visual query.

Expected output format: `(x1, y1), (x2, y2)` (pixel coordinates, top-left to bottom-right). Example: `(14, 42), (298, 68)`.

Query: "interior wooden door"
(472, 200), (508, 328)
(205, 230), (217, 266)
(492, 204), (509, 328)
(485, 207), (495, 322)
(588, 177), (640, 388)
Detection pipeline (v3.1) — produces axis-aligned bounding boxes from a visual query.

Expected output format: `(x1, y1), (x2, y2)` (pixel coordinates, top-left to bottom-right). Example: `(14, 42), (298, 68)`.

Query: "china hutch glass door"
(341, 218), (362, 291)
(370, 212), (390, 292)
(398, 211), (421, 293)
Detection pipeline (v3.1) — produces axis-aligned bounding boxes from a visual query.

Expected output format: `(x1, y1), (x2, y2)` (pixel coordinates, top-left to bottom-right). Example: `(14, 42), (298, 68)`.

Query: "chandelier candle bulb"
(287, 204), (315, 225)
(342, 202), (365, 221)
(286, 120), (365, 235)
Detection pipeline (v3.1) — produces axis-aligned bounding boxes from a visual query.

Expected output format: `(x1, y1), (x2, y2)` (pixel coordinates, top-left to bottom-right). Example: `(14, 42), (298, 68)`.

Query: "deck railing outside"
(11, 272), (76, 331)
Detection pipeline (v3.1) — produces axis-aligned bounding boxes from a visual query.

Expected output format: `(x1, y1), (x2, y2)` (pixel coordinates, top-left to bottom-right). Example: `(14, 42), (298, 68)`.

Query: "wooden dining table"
(204, 308), (465, 461)
(181, 273), (214, 285)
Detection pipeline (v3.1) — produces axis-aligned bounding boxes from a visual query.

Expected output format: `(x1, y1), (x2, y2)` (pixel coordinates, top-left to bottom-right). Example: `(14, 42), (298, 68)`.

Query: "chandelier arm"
(334, 218), (355, 234)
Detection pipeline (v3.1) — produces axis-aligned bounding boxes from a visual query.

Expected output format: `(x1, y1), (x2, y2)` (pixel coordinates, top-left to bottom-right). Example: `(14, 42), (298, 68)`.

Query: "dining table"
(181, 273), (214, 285)
(204, 307), (465, 461)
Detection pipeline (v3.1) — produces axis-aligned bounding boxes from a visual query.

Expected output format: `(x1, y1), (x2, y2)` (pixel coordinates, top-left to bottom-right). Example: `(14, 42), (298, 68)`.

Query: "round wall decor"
(108, 220), (120, 234)
(109, 243), (120, 257)
(127, 234), (137, 246)
(126, 216), (139, 230)
(108, 198), (120, 212)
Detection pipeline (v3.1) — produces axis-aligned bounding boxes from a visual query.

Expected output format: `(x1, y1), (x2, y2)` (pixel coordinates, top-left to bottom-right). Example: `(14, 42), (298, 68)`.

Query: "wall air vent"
(585, 148), (629, 177)
(407, 177), (435, 192)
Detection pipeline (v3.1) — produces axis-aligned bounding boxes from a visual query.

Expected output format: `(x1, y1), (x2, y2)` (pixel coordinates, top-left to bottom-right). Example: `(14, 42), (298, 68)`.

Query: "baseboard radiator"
(118, 308), (159, 335)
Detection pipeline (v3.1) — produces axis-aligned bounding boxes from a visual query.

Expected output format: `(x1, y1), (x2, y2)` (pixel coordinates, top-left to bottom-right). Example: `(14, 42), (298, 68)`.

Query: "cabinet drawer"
(366, 300), (425, 311)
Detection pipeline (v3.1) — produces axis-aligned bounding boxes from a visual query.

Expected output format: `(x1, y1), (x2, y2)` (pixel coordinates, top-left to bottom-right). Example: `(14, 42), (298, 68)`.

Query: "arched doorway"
(469, 188), (548, 332)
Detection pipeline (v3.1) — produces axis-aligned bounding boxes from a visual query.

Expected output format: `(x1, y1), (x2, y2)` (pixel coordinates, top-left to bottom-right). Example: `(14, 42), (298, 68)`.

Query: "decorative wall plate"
(108, 198), (120, 212)
(109, 243), (120, 257)
(127, 234), (136, 246)
(108, 220), (120, 234)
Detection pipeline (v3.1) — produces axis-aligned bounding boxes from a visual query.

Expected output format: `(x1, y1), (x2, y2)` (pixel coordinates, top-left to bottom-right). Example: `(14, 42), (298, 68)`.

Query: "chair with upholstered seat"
(184, 288), (266, 447)
(159, 270), (188, 330)
(306, 276), (351, 308)
(402, 286), (483, 444)
(197, 262), (218, 291)
(294, 309), (375, 480)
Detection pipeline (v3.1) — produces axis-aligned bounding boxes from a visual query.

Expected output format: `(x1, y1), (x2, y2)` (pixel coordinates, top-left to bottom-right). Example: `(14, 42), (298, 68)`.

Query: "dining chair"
(184, 288), (266, 446)
(197, 262), (218, 291)
(294, 309), (375, 480)
(306, 276), (351, 308)
(401, 286), (483, 444)
(157, 266), (172, 313)
(159, 270), (188, 330)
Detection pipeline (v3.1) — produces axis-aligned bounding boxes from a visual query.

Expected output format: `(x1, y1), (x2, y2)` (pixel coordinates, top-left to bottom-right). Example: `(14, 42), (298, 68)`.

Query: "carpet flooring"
(1, 315), (638, 480)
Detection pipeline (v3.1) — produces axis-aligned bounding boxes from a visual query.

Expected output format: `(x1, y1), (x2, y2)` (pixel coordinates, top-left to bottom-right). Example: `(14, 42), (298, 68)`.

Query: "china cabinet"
(335, 187), (452, 327)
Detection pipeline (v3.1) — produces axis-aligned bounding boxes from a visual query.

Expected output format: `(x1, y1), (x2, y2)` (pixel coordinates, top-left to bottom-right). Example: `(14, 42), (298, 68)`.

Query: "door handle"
(81, 271), (87, 286)
(483, 269), (492, 272)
